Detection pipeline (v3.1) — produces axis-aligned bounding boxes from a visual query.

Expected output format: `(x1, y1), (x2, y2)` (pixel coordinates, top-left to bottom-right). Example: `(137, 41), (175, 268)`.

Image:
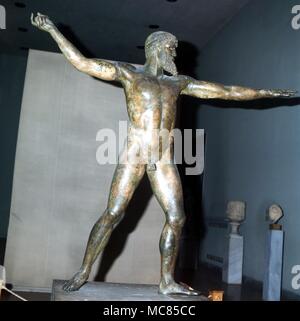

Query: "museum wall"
(0, 53), (27, 238)
(197, 0), (300, 295)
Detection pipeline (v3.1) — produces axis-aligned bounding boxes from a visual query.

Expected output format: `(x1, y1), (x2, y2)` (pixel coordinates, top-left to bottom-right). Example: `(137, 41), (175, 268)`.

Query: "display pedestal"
(222, 202), (245, 285)
(263, 225), (284, 301)
(222, 234), (244, 284)
(52, 280), (208, 301)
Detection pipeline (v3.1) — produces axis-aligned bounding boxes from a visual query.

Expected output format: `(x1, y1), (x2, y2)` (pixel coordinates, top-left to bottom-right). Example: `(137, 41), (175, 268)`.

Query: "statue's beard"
(160, 53), (178, 76)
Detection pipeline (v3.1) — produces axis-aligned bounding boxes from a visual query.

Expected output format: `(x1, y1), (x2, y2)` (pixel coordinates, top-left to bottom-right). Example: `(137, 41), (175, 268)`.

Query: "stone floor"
(0, 237), (298, 301)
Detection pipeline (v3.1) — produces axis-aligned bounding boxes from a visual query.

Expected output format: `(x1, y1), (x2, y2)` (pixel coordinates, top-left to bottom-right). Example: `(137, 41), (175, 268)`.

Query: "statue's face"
(157, 40), (178, 76)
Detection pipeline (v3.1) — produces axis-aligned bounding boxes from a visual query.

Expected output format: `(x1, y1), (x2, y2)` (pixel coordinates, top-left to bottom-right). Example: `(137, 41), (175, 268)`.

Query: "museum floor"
(0, 237), (298, 301)
(1, 264), (297, 301)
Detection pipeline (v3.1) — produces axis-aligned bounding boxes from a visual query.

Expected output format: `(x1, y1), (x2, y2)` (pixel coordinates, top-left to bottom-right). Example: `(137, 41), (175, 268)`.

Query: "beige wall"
(5, 50), (166, 291)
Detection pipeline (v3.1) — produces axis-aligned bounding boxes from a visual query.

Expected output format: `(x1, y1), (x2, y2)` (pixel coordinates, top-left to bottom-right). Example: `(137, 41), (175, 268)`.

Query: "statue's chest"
(130, 77), (161, 101)
(128, 77), (178, 106)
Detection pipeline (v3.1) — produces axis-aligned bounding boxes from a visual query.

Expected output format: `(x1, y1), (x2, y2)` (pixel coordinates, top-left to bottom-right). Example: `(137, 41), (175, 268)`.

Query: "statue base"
(52, 280), (208, 301)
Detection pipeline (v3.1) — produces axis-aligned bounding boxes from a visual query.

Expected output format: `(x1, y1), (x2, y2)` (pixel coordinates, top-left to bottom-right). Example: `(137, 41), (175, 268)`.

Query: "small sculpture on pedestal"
(263, 204), (284, 301)
(227, 201), (246, 235)
(222, 201), (246, 284)
(266, 204), (284, 227)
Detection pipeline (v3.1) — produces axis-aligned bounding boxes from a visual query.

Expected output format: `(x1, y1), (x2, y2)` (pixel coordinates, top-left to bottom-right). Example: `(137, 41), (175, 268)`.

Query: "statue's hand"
(262, 89), (297, 98)
(31, 12), (55, 32)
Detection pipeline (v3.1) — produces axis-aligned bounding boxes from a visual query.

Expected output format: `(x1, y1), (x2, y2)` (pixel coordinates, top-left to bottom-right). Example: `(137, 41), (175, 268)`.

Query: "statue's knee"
(105, 208), (124, 225)
(167, 213), (185, 229)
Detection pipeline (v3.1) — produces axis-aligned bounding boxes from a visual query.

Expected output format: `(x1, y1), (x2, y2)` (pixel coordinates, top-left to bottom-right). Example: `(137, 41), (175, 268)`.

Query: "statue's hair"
(145, 31), (177, 59)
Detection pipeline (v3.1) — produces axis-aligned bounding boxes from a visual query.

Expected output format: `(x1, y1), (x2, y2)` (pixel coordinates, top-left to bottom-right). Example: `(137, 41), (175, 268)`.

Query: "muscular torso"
(115, 64), (188, 165)
(119, 64), (187, 132)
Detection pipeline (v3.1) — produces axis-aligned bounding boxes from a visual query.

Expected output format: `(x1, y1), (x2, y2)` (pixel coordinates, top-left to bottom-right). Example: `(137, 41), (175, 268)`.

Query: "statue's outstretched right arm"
(31, 13), (118, 81)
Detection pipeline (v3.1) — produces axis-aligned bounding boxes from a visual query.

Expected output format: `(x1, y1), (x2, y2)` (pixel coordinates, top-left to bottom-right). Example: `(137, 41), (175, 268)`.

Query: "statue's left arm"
(181, 77), (296, 100)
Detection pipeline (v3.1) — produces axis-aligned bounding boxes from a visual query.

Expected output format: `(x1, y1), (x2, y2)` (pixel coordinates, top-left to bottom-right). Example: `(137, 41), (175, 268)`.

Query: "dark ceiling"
(0, 0), (249, 64)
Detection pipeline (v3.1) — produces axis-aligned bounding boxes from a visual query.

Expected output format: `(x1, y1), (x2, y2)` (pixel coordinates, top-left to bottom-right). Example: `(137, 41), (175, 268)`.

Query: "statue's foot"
(63, 269), (89, 292)
(159, 281), (201, 296)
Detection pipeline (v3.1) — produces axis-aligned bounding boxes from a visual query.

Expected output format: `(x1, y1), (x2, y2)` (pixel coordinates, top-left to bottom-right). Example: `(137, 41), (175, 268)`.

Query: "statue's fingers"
(35, 16), (41, 26)
(285, 91), (295, 97)
(283, 90), (295, 97)
(31, 13), (37, 26)
(41, 16), (48, 26)
(42, 16), (49, 23)
(30, 13), (35, 24)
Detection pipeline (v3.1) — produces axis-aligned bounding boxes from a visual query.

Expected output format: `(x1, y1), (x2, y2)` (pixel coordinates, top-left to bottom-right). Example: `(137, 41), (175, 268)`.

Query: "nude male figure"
(31, 13), (295, 295)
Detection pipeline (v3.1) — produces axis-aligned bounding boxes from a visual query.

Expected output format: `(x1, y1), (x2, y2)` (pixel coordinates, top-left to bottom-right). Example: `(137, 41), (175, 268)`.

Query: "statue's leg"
(63, 163), (145, 291)
(147, 163), (200, 296)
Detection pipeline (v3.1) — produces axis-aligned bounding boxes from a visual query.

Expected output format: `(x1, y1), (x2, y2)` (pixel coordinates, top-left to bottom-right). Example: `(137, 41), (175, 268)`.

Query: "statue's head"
(145, 31), (178, 76)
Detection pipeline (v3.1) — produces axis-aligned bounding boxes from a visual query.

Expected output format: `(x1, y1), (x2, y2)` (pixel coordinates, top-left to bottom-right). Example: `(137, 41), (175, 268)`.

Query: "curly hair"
(145, 31), (178, 59)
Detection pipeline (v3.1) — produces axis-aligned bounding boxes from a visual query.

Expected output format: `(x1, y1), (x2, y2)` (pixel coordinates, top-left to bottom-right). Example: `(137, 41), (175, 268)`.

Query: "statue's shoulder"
(117, 62), (137, 72)
(169, 75), (192, 88)
(115, 62), (138, 79)
(177, 75), (193, 82)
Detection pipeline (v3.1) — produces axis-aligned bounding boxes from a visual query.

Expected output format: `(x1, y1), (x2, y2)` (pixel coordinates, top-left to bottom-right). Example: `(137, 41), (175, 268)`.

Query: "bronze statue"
(31, 13), (296, 296)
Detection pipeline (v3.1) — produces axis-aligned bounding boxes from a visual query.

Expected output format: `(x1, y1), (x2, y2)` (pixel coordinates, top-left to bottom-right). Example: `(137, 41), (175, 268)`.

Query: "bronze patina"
(32, 13), (296, 295)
